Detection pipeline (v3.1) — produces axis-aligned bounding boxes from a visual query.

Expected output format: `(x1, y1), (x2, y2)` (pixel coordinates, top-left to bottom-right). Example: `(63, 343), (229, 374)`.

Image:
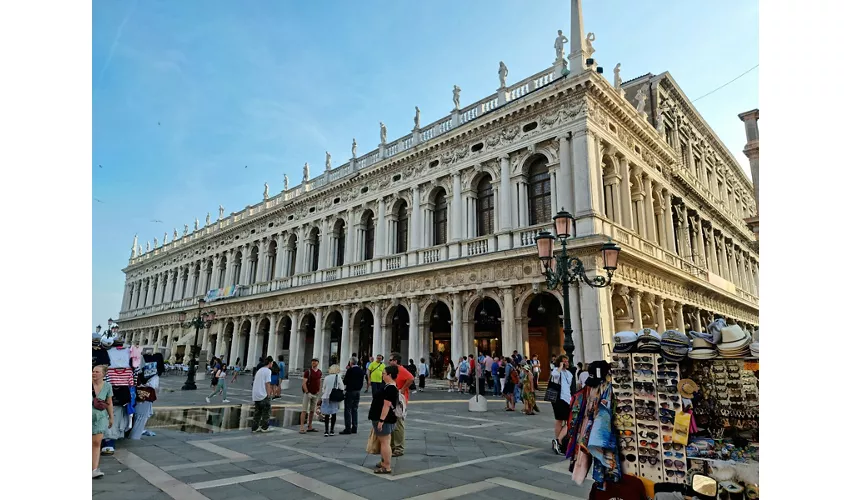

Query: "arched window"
(287, 236), (298, 277)
(396, 201), (408, 253)
(249, 246), (259, 284)
(266, 240), (277, 280)
(232, 252), (242, 286)
(334, 221), (346, 267)
(191, 265), (199, 296)
(218, 255), (227, 288)
(364, 213), (375, 260)
(309, 228), (320, 271)
(434, 190), (448, 245)
(476, 176), (494, 236)
(204, 259), (213, 292)
(528, 158), (551, 225)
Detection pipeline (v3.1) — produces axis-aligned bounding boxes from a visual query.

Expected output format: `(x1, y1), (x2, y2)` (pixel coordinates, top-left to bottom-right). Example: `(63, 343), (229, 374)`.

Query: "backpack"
(394, 392), (407, 420)
(460, 361), (469, 374)
(509, 366), (519, 385)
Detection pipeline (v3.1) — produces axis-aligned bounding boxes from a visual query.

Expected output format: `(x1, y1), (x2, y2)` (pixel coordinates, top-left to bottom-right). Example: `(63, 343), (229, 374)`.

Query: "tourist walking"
(406, 358), (418, 393)
(251, 357), (274, 433)
(92, 365), (114, 479)
(457, 356), (469, 394)
(320, 364), (344, 436)
(205, 358), (230, 403)
(368, 365), (400, 475)
(521, 362), (538, 415)
(389, 353), (414, 457)
(503, 357), (517, 411)
(363, 355), (373, 393)
(531, 354), (541, 391)
(550, 355), (574, 454)
(299, 358), (322, 434)
(270, 356), (281, 399)
(367, 355), (386, 394)
(446, 359), (457, 392)
(417, 357), (428, 392)
(492, 356), (502, 396)
(230, 357), (242, 383)
(341, 356), (364, 434)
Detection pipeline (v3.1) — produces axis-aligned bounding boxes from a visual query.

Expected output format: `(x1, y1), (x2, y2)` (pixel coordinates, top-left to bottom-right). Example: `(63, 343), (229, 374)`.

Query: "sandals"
(374, 466), (392, 474)
(299, 429), (307, 434)
(306, 428), (318, 433)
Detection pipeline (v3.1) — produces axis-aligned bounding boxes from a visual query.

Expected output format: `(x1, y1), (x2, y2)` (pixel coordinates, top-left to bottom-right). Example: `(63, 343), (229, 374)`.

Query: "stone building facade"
(116, 28), (758, 376)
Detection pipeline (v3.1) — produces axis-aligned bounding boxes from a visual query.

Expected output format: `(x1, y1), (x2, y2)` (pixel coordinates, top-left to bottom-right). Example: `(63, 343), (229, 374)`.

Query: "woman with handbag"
(548, 355), (574, 455)
(320, 364), (345, 436)
(368, 365), (399, 474)
(92, 365), (114, 479)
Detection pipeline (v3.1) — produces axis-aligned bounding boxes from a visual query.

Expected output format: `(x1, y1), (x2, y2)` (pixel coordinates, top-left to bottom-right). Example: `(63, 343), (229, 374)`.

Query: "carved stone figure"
(351, 138), (357, 157)
(452, 85), (461, 110)
(498, 61), (508, 88)
(182, 225), (188, 236)
(153, 237), (158, 247)
(379, 122), (387, 144)
(263, 182), (269, 200)
(613, 63), (622, 89)
(554, 30), (568, 61)
(414, 106), (420, 129)
(194, 218), (199, 231)
(218, 205), (224, 219)
(206, 212), (211, 226)
(284, 174), (289, 190)
(303, 162), (310, 181)
(325, 151), (332, 171)
(164, 232), (169, 244)
(146, 241), (151, 252)
(585, 32), (596, 57)
(131, 234), (138, 257)
(635, 85), (648, 115)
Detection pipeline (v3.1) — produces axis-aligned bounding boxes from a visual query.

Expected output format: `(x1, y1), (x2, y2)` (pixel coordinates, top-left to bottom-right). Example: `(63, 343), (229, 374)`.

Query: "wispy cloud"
(95, 0), (138, 91)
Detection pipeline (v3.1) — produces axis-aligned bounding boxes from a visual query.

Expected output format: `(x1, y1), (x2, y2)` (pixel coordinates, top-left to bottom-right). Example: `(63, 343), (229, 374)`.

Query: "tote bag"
(544, 372), (561, 402)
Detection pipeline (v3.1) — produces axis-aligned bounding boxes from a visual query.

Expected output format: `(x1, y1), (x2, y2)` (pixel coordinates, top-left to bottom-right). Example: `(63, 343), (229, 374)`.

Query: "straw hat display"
(717, 325), (752, 358)
(678, 378), (700, 399)
(689, 337), (719, 360)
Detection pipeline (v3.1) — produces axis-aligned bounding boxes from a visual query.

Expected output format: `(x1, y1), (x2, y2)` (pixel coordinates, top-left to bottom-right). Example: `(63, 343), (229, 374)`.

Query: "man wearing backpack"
(457, 356), (470, 394)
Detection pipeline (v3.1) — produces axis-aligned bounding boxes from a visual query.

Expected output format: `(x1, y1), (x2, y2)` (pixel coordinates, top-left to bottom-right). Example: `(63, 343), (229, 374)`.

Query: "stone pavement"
(95, 377), (593, 499)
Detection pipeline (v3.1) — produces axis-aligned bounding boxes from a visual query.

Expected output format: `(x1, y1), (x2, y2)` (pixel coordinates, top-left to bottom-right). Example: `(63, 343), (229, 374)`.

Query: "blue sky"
(92, 0), (758, 328)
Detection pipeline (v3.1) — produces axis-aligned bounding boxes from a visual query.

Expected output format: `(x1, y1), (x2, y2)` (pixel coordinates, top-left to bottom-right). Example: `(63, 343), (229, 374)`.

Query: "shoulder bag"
(544, 371), (561, 402)
(92, 385), (108, 411)
(329, 374), (345, 402)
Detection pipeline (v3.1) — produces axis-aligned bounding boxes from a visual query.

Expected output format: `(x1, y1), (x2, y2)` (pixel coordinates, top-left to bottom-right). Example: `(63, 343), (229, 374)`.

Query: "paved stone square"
(95, 376), (592, 499)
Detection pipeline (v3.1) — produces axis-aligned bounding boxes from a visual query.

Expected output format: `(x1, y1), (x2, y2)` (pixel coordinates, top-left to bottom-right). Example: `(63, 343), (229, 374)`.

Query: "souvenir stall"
(608, 321), (759, 499)
(92, 330), (164, 454)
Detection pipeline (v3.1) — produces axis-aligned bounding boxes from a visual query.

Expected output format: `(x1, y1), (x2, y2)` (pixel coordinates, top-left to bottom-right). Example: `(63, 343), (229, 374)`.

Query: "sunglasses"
(658, 363), (678, 370)
(659, 408), (676, 417)
(616, 391), (634, 398)
(621, 445), (636, 452)
(633, 369), (653, 376)
(657, 378), (679, 386)
(635, 400), (656, 407)
(614, 377), (631, 384)
(640, 440), (659, 448)
(657, 371), (678, 378)
(660, 402), (681, 410)
(659, 394), (680, 402)
(618, 405), (633, 413)
(712, 366), (727, 373)
(727, 365), (741, 373)
(659, 415), (675, 424)
(621, 453), (637, 462)
(661, 425), (674, 433)
(639, 431), (658, 439)
(620, 430), (635, 436)
(664, 451), (685, 458)
(639, 455), (659, 465)
(634, 356), (654, 362)
(663, 442), (683, 451)
(665, 470), (686, 478)
(664, 459), (685, 469)
(638, 423), (659, 430)
(634, 363), (653, 370)
(620, 437), (635, 445)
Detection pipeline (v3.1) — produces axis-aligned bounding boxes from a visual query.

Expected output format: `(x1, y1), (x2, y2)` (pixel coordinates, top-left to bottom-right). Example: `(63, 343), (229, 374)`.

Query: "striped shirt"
(107, 368), (135, 386)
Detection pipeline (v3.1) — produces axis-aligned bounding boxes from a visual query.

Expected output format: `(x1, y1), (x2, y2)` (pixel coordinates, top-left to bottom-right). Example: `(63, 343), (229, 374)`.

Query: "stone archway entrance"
(426, 301), (451, 378)
(353, 308), (374, 359)
(472, 298), (502, 357)
(389, 306), (410, 361)
(527, 292), (563, 382)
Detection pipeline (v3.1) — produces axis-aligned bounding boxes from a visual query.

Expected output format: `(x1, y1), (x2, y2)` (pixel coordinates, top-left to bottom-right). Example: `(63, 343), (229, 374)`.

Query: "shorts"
(270, 374), (279, 385)
(372, 420), (396, 436)
(503, 381), (515, 394)
(553, 398), (570, 421)
(302, 392), (319, 413)
(458, 375), (468, 385)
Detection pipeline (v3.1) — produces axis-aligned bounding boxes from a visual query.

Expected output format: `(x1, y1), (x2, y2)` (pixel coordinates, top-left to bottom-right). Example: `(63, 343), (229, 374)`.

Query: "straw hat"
(718, 325), (751, 350)
(677, 378), (699, 398)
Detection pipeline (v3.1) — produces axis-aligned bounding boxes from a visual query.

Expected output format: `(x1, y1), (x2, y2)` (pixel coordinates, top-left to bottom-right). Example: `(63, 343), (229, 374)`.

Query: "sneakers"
(205, 397), (211, 403)
(329, 431), (335, 436)
(258, 428), (271, 433)
(324, 432), (330, 437)
(92, 469), (104, 479)
(222, 399), (231, 403)
(552, 439), (563, 455)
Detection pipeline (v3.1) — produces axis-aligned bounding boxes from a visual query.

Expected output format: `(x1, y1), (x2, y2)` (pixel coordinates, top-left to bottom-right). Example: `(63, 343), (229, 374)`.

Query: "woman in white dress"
(320, 364), (344, 436)
(445, 359), (457, 392)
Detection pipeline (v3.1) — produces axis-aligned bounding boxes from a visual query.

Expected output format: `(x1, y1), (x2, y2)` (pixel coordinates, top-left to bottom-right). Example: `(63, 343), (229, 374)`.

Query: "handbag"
(92, 385), (108, 410)
(329, 374), (345, 402)
(366, 428), (381, 454)
(544, 376), (561, 402)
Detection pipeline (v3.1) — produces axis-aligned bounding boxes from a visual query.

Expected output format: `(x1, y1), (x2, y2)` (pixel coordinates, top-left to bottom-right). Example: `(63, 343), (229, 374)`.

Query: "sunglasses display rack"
(632, 354), (663, 483)
(611, 353), (638, 477)
(656, 358), (686, 484)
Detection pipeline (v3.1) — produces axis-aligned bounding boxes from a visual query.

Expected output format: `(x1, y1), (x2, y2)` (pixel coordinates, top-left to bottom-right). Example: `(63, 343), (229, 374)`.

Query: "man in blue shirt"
(491, 356), (502, 397)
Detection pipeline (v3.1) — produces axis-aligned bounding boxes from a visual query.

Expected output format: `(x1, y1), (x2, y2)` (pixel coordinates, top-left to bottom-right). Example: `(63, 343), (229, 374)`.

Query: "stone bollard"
(468, 395), (488, 412)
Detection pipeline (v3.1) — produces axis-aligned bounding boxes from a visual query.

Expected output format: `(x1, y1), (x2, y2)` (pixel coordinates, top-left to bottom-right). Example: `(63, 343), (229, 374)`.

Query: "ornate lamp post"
(178, 298), (216, 390)
(535, 209), (621, 367)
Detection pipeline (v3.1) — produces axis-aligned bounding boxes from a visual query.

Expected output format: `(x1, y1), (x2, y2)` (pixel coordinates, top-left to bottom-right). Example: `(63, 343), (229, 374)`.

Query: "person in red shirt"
(299, 358), (322, 434)
(388, 353), (413, 456)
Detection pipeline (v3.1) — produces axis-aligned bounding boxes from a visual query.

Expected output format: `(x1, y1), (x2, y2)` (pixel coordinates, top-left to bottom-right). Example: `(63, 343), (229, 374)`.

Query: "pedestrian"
(363, 355), (372, 392)
(503, 357), (517, 411)
(299, 358), (322, 434)
(320, 364), (344, 436)
(341, 356), (364, 434)
(278, 355), (287, 382)
(497, 356), (507, 398)
(270, 356), (281, 399)
(457, 356), (469, 394)
(550, 355), (574, 454)
(446, 359), (457, 392)
(251, 356), (274, 433)
(388, 353), (414, 457)
(205, 358), (230, 403)
(549, 355), (557, 373)
(512, 350), (523, 366)
(369, 365), (400, 474)
(531, 354), (541, 391)
(468, 353), (477, 394)
(417, 357), (428, 392)
(492, 356), (502, 397)
(520, 362), (538, 415)
(367, 354), (386, 394)
(92, 365), (114, 479)
(406, 358), (418, 393)
(577, 362), (589, 390)
(483, 353), (494, 394)
(230, 357), (241, 383)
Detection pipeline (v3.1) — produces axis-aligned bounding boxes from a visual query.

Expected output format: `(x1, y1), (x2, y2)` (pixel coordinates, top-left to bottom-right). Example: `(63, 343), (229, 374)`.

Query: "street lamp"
(535, 209), (621, 367)
(178, 298), (216, 390)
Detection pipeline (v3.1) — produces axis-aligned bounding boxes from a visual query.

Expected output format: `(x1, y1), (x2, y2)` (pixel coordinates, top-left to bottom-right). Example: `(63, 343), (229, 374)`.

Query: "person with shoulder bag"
(368, 365), (400, 475)
(549, 355), (574, 455)
(205, 358), (230, 404)
(320, 364), (345, 436)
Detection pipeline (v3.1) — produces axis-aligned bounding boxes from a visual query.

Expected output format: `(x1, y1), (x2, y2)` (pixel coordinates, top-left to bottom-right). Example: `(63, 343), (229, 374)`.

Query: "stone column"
(241, 247), (251, 284)
(630, 289), (643, 330)
(371, 302), (383, 358)
(618, 158), (633, 229)
(737, 250), (749, 292)
(610, 176), (623, 224)
(228, 318), (240, 366)
(501, 287), (516, 356)
(690, 216), (704, 267)
(516, 178), (529, 227)
(318, 218), (330, 270)
(312, 308), (326, 367)
(663, 190), (676, 252)
(656, 296), (667, 332)
(727, 243), (739, 286)
(408, 300), (420, 365)
(246, 316), (259, 366)
(717, 234), (730, 279)
(290, 312), (303, 375)
(643, 176), (657, 243)
(578, 278), (615, 363)
(451, 173), (462, 241)
(267, 314), (278, 358)
(572, 130), (603, 235)
(675, 302), (686, 333)
(411, 187), (422, 251)
(654, 192), (667, 249)
(376, 198), (387, 261)
(340, 305), (352, 366)
(495, 155), (512, 235)
(223, 249), (234, 286)
(549, 168), (559, 219)
(451, 293), (463, 361)
(752, 260), (759, 296)
(559, 136), (576, 214)
(254, 240), (266, 283)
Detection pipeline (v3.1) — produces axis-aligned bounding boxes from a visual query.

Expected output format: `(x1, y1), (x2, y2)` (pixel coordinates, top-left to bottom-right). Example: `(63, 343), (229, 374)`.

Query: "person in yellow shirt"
(367, 354), (386, 393)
